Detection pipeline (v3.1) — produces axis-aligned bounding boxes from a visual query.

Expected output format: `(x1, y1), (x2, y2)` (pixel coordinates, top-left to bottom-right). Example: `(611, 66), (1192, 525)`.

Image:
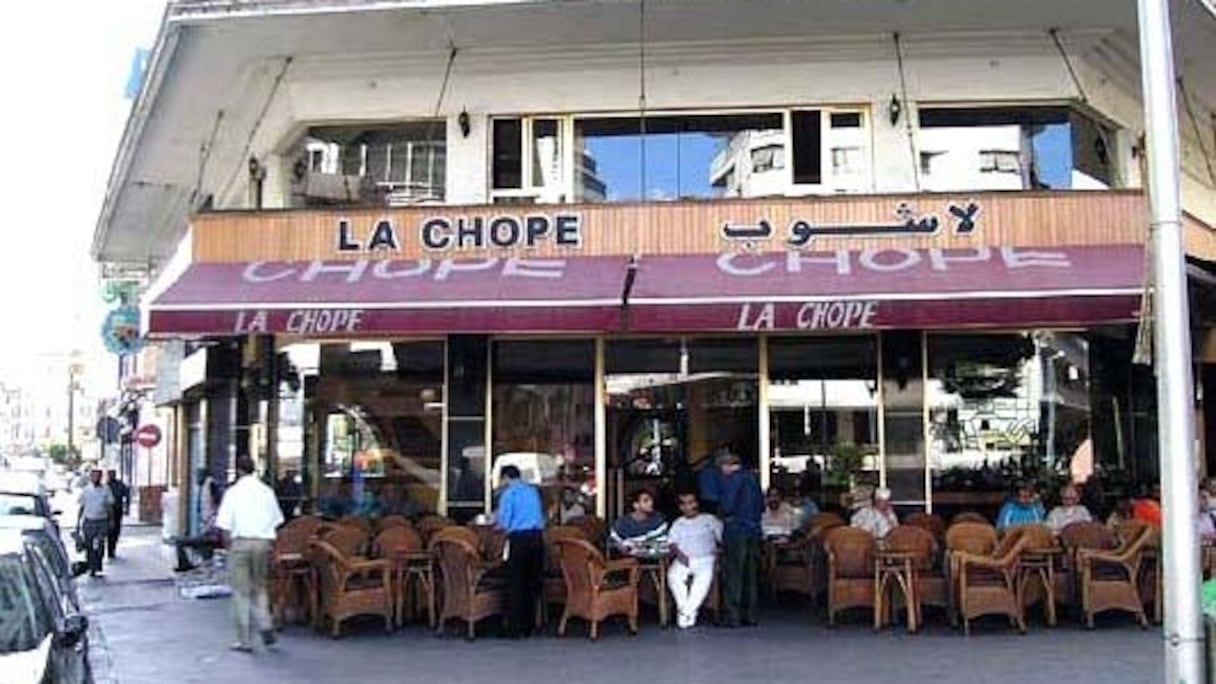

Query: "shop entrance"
(604, 338), (758, 521)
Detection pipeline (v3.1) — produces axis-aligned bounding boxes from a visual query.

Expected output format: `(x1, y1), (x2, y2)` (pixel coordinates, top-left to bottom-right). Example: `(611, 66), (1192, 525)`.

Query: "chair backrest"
(1060, 521), (1117, 551)
(554, 537), (607, 598)
(283, 515), (323, 538)
(823, 526), (876, 579)
(945, 522), (999, 556)
(566, 516), (608, 546)
(1001, 523), (1055, 552)
(373, 525), (424, 557)
(337, 515), (374, 535)
(417, 515), (458, 541)
(884, 525), (937, 570)
(950, 511), (990, 526)
(430, 525), (480, 551)
(807, 512), (847, 530)
(324, 525), (370, 557)
(1114, 519), (1152, 547)
(275, 523), (315, 556)
(431, 532), (482, 609)
(472, 526), (507, 561)
(374, 515), (411, 533)
(903, 512), (946, 540)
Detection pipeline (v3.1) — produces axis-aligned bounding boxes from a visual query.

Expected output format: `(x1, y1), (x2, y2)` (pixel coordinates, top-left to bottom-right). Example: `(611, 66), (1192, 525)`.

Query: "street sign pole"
(1137, 1), (1205, 682)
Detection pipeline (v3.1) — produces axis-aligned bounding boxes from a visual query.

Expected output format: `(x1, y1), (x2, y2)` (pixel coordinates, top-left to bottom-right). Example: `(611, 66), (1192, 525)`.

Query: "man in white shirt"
(667, 491), (723, 629)
(1045, 485), (1093, 534)
(215, 457), (284, 653)
(850, 486), (899, 540)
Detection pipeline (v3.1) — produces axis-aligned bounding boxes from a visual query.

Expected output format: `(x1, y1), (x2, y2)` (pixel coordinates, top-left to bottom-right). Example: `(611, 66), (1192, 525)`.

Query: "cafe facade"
(92, 0), (1216, 530)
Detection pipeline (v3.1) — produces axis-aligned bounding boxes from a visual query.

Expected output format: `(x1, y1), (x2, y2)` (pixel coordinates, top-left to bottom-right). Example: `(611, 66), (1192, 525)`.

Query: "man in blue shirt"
(495, 465), (545, 638)
(717, 450), (764, 627)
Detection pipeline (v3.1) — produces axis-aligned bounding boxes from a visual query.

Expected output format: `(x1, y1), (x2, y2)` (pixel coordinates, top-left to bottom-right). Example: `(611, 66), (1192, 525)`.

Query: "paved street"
(77, 527), (1165, 684)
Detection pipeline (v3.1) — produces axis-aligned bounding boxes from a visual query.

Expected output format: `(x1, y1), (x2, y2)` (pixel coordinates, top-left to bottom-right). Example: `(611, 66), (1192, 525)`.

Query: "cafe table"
(873, 547), (919, 633)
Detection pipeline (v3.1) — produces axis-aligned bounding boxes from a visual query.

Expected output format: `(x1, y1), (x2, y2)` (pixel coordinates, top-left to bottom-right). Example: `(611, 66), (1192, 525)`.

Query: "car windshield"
(0, 557), (45, 653)
(0, 494), (40, 517)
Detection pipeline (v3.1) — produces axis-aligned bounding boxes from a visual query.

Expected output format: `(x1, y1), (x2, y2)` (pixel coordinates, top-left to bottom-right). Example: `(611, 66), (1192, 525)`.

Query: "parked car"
(0, 515), (84, 603)
(0, 529), (92, 683)
(0, 474), (57, 530)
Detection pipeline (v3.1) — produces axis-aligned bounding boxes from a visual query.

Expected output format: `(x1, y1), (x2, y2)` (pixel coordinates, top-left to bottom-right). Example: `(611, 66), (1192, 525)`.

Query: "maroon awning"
(624, 245), (1144, 332)
(148, 257), (629, 336)
(149, 245), (1144, 337)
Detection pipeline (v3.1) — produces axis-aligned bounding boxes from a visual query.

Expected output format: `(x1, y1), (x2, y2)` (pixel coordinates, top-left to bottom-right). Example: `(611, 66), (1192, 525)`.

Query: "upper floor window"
(491, 108), (870, 205)
(918, 106), (1115, 192)
(289, 121), (446, 208)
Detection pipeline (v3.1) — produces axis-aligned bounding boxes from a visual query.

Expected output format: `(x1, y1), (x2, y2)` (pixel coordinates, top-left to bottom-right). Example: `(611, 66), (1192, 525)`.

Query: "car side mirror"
(70, 561), (90, 578)
(55, 614), (88, 647)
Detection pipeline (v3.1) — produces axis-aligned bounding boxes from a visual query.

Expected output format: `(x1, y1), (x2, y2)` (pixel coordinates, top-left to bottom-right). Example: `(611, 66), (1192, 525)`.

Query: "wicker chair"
(321, 525), (370, 558)
(951, 512), (991, 526)
(541, 526), (588, 626)
(417, 515), (458, 543)
(1003, 524), (1059, 626)
(1060, 521), (1118, 613)
(430, 527), (505, 640)
(374, 515), (411, 533)
(373, 526), (433, 627)
(903, 512), (947, 543)
(1078, 524), (1153, 628)
(337, 515), (374, 536)
(311, 539), (394, 637)
(767, 527), (817, 601)
(553, 537), (640, 640)
(271, 524), (315, 627)
(884, 525), (946, 629)
(283, 514), (324, 539)
(953, 534), (1031, 635)
(823, 526), (877, 626)
(566, 516), (609, 549)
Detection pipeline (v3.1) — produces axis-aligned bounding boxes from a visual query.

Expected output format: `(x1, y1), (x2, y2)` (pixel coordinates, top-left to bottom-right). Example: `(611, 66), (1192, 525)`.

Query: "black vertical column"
(445, 335), (488, 523)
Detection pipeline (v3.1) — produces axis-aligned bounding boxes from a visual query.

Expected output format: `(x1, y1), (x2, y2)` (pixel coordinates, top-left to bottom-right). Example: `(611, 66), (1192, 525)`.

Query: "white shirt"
(667, 514), (723, 560)
(1046, 504), (1093, 533)
(215, 475), (284, 540)
(851, 506), (899, 540)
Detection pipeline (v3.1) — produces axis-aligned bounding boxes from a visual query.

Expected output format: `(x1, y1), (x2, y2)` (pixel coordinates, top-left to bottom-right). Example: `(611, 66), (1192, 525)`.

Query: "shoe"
(173, 565), (195, 573)
(261, 630), (277, 647)
(229, 643), (254, 653)
(93, 571), (106, 579)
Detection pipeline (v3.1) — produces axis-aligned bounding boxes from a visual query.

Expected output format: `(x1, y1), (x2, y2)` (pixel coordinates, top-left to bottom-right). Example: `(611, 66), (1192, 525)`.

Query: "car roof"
(0, 515), (53, 532)
(0, 472), (45, 494)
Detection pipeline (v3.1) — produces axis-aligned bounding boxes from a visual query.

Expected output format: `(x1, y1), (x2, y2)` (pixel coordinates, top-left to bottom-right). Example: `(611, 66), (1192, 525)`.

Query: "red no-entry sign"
(134, 424), (162, 448)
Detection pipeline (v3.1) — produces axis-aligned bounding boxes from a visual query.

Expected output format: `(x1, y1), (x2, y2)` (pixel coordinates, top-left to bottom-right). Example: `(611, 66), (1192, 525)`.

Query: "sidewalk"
(79, 526), (1164, 684)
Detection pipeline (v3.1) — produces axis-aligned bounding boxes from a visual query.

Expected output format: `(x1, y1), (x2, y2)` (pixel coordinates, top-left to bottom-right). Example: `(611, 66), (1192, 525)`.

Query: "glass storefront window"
(927, 332), (1091, 507)
(768, 336), (879, 504)
(492, 340), (595, 522)
(314, 341), (445, 518)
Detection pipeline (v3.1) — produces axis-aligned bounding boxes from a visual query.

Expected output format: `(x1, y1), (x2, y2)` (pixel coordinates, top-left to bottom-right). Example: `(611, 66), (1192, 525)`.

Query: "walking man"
(77, 469), (114, 578)
(718, 450), (763, 628)
(667, 491), (722, 629)
(105, 469), (130, 560)
(495, 464), (545, 638)
(215, 457), (284, 653)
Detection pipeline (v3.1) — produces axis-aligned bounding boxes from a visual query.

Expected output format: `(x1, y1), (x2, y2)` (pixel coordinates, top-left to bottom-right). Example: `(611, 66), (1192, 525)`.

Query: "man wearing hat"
(850, 485), (899, 540)
(717, 449), (764, 627)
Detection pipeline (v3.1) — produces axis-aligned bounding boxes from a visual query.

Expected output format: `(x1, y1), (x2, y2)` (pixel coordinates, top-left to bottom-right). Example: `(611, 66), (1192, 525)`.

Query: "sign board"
(134, 424), (162, 449)
(101, 306), (143, 356)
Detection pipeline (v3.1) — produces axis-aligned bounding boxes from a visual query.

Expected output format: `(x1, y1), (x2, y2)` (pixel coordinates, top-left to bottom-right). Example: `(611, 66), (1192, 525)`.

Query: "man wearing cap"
(717, 449), (764, 627)
(850, 486), (899, 540)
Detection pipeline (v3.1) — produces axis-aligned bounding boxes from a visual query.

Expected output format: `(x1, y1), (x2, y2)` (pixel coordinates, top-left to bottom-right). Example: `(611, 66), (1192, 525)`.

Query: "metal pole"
(66, 372), (75, 464)
(1137, 1), (1205, 682)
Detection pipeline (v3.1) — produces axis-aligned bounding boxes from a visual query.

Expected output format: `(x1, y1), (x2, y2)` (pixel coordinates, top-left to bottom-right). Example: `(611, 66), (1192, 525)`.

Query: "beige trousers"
(228, 538), (273, 646)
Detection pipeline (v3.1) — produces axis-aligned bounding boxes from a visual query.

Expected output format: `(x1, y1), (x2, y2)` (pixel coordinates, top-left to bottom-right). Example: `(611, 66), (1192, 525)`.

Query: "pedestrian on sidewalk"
(717, 449), (763, 628)
(106, 469), (130, 560)
(495, 464), (545, 638)
(77, 469), (114, 578)
(215, 457), (284, 653)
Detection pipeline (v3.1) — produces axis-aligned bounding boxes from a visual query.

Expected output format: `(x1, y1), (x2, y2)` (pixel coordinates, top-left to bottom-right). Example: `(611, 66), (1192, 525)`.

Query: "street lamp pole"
(1136, 1), (1204, 682)
(66, 351), (83, 467)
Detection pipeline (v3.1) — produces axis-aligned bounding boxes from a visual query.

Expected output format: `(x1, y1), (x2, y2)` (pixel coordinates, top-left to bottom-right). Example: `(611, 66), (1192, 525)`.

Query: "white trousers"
(667, 556), (716, 620)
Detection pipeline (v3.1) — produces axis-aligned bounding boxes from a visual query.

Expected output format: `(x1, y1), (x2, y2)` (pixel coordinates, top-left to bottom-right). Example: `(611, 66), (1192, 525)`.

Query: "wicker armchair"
(374, 515), (411, 533)
(767, 528), (817, 601)
(953, 534), (1031, 635)
(337, 515), (374, 536)
(1077, 524), (1153, 628)
(566, 516), (609, 549)
(271, 524), (315, 627)
(1003, 524), (1059, 626)
(823, 526), (877, 626)
(321, 525), (370, 558)
(430, 527), (505, 640)
(541, 526), (588, 625)
(373, 525), (433, 627)
(311, 539), (394, 638)
(417, 515), (458, 543)
(1060, 521), (1118, 612)
(553, 537), (640, 639)
(805, 512), (848, 532)
(284, 515), (324, 538)
(950, 512), (991, 526)
(884, 525), (947, 628)
(903, 513), (947, 543)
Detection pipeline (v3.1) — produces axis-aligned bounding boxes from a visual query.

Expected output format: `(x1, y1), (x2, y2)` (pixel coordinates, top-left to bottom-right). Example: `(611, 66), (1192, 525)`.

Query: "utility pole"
(1136, 1), (1204, 682)
(66, 351), (84, 467)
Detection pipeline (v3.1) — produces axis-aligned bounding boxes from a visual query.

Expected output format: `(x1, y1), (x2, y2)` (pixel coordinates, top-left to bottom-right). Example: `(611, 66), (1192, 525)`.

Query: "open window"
(289, 122), (446, 207)
(491, 117), (567, 204)
(917, 106), (1116, 191)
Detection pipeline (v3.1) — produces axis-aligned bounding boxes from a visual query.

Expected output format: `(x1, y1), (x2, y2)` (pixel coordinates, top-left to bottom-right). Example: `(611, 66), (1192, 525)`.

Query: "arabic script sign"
(721, 200), (981, 248)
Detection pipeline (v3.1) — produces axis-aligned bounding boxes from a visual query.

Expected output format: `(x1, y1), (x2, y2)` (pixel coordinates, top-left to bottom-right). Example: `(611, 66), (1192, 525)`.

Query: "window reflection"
(290, 122), (446, 207)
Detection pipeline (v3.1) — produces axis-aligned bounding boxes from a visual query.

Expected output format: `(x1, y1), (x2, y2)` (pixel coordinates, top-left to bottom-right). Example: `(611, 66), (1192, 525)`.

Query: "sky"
(0, 0), (166, 396)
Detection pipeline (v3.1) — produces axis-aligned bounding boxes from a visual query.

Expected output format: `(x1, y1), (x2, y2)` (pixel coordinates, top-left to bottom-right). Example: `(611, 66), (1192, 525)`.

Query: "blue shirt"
(496, 480), (545, 533)
(719, 469), (764, 539)
(996, 498), (1045, 530)
(698, 465), (722, 503)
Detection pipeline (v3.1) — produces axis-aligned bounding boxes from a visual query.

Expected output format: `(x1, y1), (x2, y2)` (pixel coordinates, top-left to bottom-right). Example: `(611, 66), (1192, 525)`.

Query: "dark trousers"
(82, 519), (108, 574)
(107, 508), (123, 558)
(505, 530), (544, 636)
(722, 535), (761, 625)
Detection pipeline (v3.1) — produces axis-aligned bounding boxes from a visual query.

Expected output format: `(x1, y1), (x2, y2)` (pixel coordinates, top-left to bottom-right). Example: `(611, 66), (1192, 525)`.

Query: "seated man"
(996, 481), (1046, 531)
(174, 470), (224, 572)
(761, 487), (799, 538)
(850, 486), (899, 540)
(667, 491), (723, 629)
(611, 489), (667, 554)
(1045, 485), (1092, 533)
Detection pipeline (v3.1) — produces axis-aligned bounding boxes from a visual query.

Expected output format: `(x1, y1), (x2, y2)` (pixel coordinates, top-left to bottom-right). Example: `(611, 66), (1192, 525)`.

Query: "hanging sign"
(101, 306), (144, 356)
